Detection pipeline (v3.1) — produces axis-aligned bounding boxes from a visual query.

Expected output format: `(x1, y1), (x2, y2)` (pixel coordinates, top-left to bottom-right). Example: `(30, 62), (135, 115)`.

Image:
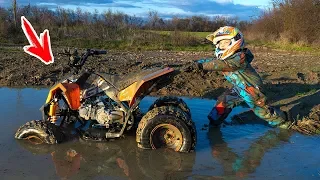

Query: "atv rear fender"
(118, 67), (174, 107)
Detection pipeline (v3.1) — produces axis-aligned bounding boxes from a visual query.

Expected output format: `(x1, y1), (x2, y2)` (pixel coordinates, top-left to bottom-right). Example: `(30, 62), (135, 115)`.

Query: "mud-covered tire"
(136, 106), (196, 152)
(148, 96), (191, 118)
(15, 120), (65, 144)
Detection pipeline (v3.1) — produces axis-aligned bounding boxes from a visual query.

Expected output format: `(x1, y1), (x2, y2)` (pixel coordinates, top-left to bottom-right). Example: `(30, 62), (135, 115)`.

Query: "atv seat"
(97, 68), (164, 90)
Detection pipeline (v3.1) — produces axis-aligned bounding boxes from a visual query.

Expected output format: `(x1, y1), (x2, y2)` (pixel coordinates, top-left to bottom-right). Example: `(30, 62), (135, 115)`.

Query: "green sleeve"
(201, 52), (249, 72)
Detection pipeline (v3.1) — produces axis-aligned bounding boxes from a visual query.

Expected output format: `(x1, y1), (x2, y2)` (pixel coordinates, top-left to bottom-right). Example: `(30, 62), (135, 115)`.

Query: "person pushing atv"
(184, 26), (293, 129)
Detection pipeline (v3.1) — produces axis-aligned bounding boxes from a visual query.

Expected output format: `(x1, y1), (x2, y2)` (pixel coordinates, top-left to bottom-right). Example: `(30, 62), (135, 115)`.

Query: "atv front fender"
(46, 83), (81, 110)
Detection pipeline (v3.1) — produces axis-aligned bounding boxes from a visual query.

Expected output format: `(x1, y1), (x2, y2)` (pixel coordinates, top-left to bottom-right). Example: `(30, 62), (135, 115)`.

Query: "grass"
(145, 31), (320, 53)
(149, 30), (211, 38)
(246, 39), (320, 54)
(2, 29), (319, 53)
(48, 30), (214, 52)
(188, 31), (212, 38)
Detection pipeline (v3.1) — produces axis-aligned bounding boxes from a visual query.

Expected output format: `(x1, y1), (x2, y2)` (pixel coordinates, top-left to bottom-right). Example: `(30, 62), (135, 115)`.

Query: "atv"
(15, 49), (197, 152)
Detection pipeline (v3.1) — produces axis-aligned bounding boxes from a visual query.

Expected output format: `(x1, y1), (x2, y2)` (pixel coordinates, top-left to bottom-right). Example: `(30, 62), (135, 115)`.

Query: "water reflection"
(51, 149), (81, 179)
(207, 127), (292, 178)
(16, 124), (294, 179)
(17, 136), (196, 180)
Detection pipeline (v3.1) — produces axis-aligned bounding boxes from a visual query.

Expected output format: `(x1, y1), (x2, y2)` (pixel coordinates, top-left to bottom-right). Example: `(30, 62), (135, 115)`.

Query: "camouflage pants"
(208, 85), (287, 126)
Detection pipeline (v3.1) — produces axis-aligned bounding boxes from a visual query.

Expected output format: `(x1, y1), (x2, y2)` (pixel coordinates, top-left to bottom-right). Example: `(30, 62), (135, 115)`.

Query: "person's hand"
(183, 62), (203, 72)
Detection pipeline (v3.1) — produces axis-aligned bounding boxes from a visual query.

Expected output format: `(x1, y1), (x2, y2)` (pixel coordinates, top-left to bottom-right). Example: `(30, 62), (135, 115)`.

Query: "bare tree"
(12, 0), (17, 27)
(147, 10), (160, 30)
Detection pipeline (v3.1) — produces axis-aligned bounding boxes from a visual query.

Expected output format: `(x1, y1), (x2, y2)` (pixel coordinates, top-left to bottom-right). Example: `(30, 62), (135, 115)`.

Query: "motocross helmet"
(206, 26), (245, 60)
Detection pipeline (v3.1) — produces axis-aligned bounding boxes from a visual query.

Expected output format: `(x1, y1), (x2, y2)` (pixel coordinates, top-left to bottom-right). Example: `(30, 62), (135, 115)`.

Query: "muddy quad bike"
(15, 49), (197, 152)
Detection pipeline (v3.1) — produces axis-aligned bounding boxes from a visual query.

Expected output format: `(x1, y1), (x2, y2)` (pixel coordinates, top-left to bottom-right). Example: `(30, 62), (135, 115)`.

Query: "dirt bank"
(0, 46), (319, 120)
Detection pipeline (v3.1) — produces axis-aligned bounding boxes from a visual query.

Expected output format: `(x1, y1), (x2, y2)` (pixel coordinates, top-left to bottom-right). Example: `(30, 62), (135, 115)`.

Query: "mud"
(0, 46), (319, 120)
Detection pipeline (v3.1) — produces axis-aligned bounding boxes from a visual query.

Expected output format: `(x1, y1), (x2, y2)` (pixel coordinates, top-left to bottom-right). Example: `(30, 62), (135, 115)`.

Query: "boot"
(265, 107), (297, 129)
(277, 111), (296, 129)
(208, 107), (232, 127)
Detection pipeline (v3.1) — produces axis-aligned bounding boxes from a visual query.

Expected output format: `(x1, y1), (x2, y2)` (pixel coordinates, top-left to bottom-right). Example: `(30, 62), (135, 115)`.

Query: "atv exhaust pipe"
(105, 132), (121, 138)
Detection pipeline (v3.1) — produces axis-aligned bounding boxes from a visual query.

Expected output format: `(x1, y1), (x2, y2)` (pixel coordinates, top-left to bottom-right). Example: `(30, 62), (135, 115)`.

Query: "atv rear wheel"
(148, 96), (191, 118)
(136, 106), (196, 152)
(15, 120), (64, 144)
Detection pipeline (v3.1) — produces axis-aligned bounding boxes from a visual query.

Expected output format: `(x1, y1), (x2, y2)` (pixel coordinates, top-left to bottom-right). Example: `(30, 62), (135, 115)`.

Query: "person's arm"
(195, 58), (214, 64)
(201, 49), (253, 72)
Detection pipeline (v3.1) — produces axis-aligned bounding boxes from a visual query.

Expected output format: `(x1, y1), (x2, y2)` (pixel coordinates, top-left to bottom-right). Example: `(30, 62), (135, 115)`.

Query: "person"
(184, 26), (291, 128)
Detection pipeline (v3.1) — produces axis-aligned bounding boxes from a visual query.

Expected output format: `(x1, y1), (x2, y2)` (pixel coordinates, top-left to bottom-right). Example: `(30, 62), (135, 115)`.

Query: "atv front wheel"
(15, 120), (64, 144)
(148, 96), (191, 118)
(136, 106), (196, 152)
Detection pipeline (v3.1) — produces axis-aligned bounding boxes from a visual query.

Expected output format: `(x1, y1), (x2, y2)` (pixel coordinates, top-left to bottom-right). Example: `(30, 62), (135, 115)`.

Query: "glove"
(183, 62), (203, 72)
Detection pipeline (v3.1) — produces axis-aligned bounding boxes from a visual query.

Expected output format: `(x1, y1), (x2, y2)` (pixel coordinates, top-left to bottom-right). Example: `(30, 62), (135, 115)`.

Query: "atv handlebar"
(93, 50), (107, 55)
(79, 49), (107, 67)
(60, 48), (107, 74)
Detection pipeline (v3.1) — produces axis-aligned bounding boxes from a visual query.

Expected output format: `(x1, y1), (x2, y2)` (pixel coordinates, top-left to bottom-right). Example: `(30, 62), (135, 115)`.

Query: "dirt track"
(0, 46), (319, 120)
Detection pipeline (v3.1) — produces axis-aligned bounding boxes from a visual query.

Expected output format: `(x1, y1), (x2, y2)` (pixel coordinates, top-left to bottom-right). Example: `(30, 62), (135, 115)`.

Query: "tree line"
(1, 0), (319, 48)
(247, 0), (320, 45)
(0, 1), (249, 45)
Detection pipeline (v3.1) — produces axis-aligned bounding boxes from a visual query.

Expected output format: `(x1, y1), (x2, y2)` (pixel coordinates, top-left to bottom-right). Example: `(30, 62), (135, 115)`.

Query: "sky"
(0, 0), (272, 20)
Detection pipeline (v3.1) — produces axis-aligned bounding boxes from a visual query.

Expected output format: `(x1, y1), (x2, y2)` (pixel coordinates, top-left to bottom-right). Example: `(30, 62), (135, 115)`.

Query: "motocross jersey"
(197, 48), (263, 91)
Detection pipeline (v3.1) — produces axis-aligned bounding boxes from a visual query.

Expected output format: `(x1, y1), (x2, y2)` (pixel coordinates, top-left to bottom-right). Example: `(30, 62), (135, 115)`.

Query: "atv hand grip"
(93, 50), (107, 55)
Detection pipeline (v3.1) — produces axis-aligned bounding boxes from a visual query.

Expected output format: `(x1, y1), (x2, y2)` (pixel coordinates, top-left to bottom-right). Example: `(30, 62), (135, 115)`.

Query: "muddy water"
(0, 88), (320, 180)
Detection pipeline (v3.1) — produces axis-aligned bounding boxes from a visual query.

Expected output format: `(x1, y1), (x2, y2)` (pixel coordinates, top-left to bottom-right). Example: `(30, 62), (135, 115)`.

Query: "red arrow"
(21, 16), (54, 64)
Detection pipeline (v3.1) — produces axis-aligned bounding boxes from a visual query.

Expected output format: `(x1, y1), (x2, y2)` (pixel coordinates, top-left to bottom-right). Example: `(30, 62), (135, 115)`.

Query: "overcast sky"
(0, 0), (272, 20)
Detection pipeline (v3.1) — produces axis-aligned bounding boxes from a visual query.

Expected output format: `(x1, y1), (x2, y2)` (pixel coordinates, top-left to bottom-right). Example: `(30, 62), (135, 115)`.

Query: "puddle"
(0, 87), (320, 179)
